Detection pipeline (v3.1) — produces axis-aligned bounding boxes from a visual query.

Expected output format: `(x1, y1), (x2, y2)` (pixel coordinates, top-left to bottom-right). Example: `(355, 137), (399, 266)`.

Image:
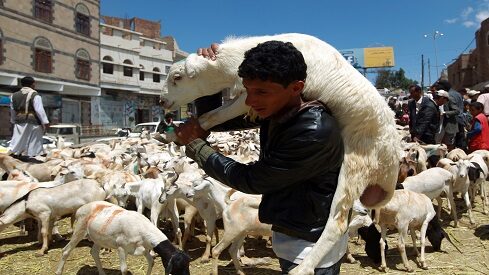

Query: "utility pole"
(427, 58), (431, 86)
(421, 54), (425, 90)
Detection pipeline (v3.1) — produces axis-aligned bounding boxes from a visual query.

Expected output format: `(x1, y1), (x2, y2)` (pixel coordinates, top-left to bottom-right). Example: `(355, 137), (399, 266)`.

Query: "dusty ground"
(1, 196), (489, 275)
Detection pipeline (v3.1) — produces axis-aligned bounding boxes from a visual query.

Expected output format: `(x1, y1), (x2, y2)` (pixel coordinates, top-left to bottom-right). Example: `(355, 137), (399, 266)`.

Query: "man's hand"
(197, 43), (219, 60)
(175, 117), (210, 145)
(43, 123), (50, 133)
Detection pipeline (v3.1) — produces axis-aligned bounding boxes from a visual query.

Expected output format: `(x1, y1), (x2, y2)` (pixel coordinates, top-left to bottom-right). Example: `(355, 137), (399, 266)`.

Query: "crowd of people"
(391, 80), (489, 153)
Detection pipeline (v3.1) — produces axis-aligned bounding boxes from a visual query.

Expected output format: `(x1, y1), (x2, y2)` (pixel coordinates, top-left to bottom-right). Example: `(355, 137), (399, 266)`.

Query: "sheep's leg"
(419, 221), (429, 269)
(229, 234), (247, 275)
(90, 244), (106, 275)
(483, 180), (489, 213)
(435, 197), (443, 220)
(117, 247), (129, 275)
(211, 227), (238, 275)
(480, 180), (488, 214)
(463, 191), (475, 224)
(409, 229), (419, 257)
(398, 227), (413, 272)
(447, 190), (458, 227)
(55, 216), (88, 275)
(379, 226), (388, 272)
(150, 202), (163, 228)
(346, 242), (357, 264)
(181, 206), (198, 250)
(144, 250), (154, 275)
(168, 199), (182, 249)
(37, 212), (52, 256)
(201, 218), (216, 263)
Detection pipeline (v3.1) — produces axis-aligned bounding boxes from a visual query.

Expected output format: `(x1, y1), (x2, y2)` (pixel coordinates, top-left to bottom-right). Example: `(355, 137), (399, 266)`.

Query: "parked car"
(45, 124), (81, 145)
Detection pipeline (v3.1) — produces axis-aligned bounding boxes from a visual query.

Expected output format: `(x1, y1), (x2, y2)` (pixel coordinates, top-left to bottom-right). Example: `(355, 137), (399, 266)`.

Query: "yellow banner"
(364, 47), (395, 68)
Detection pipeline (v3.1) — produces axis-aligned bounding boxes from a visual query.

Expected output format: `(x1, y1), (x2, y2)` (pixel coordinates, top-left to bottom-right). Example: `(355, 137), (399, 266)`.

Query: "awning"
(472, 80), (489, 91)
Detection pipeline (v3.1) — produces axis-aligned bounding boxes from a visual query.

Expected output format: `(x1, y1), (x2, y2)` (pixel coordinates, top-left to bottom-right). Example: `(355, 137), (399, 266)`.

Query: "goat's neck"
(209, 181), (230, 212)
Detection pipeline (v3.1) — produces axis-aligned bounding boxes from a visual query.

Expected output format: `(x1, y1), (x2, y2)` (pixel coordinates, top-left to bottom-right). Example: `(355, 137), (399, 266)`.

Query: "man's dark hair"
(238, 41), (307, 88)
(470, 101), (484, 111)
(164, 112), (175, 119)
(20, 76), (35, 87)
(409, 84), (421, 92)
(435, 79), (451, 91)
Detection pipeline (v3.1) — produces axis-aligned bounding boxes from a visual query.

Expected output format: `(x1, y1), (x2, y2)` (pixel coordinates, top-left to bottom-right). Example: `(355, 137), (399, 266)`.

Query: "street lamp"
(424, 30), (444, 80)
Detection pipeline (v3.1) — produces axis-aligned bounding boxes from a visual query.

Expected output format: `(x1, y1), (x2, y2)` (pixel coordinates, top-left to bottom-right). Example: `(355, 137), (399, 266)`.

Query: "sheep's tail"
(224, 189), (237, 205)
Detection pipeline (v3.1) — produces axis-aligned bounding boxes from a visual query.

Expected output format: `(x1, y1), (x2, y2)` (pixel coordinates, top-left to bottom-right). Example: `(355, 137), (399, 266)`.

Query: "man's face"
(410, 88), (421, 100)
(243, 78), (302, 119)
(434, 96), (448, 106)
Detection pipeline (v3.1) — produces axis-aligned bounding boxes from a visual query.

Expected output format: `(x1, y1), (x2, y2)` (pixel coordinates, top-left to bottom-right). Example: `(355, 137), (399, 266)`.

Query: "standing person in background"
(408, 85), (440, 144)
(435, 80), (462, 150)
(8, 76), (49, 160)
(162, 112), (177, 134)
(467, 102), (489, 152)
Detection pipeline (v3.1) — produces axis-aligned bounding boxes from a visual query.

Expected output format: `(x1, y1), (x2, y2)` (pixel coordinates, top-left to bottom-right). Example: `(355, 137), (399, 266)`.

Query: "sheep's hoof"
(379, 266), (387, 272)
(200, 257), (210, 263)
(406, 266), (414, 272)
(35, 250), (46, 257)
(53, 234), (65, 242)
(421, 264), (428, 270)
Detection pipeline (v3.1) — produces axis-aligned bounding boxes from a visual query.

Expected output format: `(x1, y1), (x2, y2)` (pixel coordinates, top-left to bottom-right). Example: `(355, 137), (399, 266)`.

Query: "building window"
(139, 65), (145, 81)
(75, 4), (90, 36)
(75, 49), (90, 80)
(102, 55), (113, 74)
(165, 65), (171, 74)
(153, 67), (160, 83)
(34, 0), (53, 23)
(33, 37), (53, 73)
(123, 59), (133, 77)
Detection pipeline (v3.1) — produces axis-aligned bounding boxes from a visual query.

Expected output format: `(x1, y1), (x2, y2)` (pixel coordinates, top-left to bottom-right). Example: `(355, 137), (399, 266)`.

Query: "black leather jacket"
(186, 101), (344, 242)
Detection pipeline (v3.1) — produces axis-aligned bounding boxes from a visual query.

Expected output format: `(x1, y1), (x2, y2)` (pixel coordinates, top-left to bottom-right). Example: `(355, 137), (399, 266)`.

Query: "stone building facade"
(99, 16), (189, 129)
(0, 0), (100, 138)
(448, 18), (489, 90)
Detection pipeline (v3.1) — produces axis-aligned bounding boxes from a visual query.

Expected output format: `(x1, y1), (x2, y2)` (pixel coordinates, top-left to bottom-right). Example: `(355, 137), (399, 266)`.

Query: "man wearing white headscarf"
(9, 76), (49, 158)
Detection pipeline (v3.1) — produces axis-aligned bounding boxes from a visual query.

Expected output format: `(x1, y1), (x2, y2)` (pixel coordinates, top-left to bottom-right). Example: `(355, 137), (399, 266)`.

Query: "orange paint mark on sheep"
(86, 204), (111, 226)
(99, 209), (124, 233)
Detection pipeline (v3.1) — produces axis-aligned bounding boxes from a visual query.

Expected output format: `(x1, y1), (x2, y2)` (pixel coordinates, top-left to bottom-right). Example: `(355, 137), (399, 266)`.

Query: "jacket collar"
(272, 100), (324, 124)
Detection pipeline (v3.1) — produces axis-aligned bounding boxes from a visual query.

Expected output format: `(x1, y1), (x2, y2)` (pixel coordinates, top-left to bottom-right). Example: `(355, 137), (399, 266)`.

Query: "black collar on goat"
(153, 240), (191, 275)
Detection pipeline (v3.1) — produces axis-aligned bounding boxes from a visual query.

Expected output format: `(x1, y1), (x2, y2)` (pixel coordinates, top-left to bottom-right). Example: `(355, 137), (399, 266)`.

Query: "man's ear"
(290, 80), (305, 96)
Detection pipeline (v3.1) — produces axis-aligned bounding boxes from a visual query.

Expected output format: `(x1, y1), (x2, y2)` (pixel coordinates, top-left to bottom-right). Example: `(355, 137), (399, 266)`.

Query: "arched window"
(33, 37), (53, 73)
(34, 0), (53, 23)
(139, 64), (145, 81)
(75, 49), (90, 80)
(75, 3), (90, 36)
(102, 55), (113, 74)
(153, 67), (160, 83)
(123, 59), (133, 77)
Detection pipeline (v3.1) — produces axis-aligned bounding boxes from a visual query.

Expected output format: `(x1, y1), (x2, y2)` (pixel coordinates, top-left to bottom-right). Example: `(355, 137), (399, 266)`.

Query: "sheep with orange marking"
(55, 201), (190, 275)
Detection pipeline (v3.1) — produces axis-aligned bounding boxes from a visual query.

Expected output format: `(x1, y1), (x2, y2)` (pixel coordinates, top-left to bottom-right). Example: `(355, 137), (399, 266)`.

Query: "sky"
(101, 0), (489, 86)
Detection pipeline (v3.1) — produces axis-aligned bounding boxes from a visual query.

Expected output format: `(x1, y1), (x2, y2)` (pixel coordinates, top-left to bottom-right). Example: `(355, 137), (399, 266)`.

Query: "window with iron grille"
(75, 49), (90, 80)
(35, 48), (52, 73)
(75, 13), (90, 36)
(34, 0), (53, 23)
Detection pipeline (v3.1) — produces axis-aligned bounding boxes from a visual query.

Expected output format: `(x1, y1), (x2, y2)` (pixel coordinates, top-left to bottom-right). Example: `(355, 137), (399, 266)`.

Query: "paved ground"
(1, 196), (489, 274)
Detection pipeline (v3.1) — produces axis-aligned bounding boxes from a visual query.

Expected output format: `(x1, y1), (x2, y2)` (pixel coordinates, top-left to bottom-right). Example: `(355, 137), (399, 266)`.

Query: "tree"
(375, 68), (417, 90)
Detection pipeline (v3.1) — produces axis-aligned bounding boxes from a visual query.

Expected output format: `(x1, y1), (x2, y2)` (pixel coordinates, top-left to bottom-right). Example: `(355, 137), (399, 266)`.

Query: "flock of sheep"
(0, 125), (488, 274)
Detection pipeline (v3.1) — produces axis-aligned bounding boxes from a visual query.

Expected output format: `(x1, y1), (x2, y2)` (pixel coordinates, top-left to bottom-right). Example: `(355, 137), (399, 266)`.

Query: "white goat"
(55, 201), (190, 275)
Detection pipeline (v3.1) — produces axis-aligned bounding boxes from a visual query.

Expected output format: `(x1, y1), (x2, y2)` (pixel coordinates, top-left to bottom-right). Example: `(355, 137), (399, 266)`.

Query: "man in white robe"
(9, 76), (49, 158)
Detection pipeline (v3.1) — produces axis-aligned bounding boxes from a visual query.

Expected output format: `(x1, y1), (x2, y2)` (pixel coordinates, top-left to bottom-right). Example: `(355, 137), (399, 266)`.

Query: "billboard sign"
(340, 47), (395, 68)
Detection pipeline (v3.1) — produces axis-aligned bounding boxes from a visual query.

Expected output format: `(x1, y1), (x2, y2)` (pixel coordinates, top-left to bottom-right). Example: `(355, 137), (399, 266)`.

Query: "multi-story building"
(448, 17), (489, 90)
(99, 16), (188, 128)
(0, 0), (100, 138)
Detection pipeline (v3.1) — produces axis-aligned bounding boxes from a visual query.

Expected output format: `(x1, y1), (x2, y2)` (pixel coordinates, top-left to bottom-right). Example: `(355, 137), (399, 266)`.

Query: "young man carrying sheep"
(175, 41), (346, 274)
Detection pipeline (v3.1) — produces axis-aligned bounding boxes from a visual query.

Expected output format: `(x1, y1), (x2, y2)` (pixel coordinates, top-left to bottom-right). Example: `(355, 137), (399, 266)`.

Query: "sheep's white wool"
(161, 33), (401, 274)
